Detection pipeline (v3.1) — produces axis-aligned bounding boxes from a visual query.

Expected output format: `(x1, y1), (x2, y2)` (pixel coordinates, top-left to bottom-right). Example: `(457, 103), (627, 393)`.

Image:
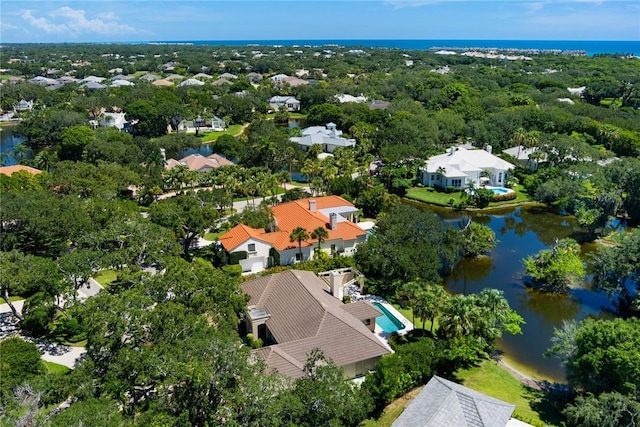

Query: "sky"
(1, 1), (639, 43)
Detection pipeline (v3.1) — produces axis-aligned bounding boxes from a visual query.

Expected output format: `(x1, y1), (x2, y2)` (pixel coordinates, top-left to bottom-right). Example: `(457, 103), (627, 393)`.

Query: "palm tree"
(311, 226), (329, 253)
(512, 127), (527, 159)
(34, 149), (56, 172)
(399, 281), (423, 326)
(289, 226), (309, 262)
(438, 295), (480, 340)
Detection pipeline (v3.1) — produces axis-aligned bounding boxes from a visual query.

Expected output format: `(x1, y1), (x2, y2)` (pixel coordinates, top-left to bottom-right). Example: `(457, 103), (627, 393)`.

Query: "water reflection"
(413, 203), (615, 381)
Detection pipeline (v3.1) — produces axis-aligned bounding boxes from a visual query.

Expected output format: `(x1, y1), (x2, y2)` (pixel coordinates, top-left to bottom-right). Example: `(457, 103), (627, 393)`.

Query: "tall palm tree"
(311, 226), (329, 253)
(289, 226), (309, 262)
(512, 127), (527, 160)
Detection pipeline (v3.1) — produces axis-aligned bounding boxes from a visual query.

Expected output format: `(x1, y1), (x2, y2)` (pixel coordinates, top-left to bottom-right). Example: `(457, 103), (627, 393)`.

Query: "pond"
(0, 125), (30, 166)
(417, 203), (616, 382)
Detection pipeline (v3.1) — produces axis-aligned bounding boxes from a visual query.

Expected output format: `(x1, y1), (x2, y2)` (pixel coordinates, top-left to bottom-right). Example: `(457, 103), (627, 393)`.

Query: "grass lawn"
(359, 386), (425, 427)
(43, 360), (70, 375)
(405, 184), (532, 209)
(199, 124), (244, 143)
(265, 112), (307, 119)
(204, 231), (223, 241)
(454, 360), (562, 426)
(6, 296), (25, 302)
(362, 360), (561, 427)
(390, 304), (436, 331)
(93, 269), (118, 286)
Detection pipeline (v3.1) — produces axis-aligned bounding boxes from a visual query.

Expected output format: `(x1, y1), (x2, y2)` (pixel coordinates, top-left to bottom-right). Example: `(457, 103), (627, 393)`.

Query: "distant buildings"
(165, 153), (234, 173)
(269, 96), (301, 112)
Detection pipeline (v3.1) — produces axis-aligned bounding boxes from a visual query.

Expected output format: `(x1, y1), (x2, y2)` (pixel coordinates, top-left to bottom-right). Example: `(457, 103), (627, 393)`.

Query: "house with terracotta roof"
(0, 165), (42, 176)
(243, 270), (390, 379)
(219, 196), (367, 273)
(165, 153), (234, 172)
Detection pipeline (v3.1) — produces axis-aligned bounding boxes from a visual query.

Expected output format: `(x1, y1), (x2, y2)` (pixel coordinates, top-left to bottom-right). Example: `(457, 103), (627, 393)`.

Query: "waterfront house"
(243, 270), (390, 379)
(165, 153), (234, 172)
(419, 146), (514, 189)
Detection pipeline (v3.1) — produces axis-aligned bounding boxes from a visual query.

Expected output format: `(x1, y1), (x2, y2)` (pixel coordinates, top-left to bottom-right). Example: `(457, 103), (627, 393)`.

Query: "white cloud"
(20, 6), (138, 37)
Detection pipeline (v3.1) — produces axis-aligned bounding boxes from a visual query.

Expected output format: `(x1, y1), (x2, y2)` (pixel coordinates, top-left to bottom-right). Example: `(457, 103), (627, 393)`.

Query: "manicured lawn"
(43, 360), (70, 375)
(454, 360), (561, 426)
(204, 231), (223, 241)
(359, 386), (424, 427)
(390, 303), (436, 331)
(405, 184), (531, 208)
(93, 269), (118, 286)
(6, 296), (24, 302)
(265, 112), (307, 119)
(362, 360), (560, 427)
(199, 124), (244, 142)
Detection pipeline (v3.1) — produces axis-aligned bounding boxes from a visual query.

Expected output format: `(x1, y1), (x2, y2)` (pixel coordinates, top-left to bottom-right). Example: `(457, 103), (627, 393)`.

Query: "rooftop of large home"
(0, 165), (43, 176)
(392, 375), (518, 427)
(219, 196), (366, 252)
(165, 153), (234, 172)
(243, 270), (390, 379)
(424, 146), (514, 177)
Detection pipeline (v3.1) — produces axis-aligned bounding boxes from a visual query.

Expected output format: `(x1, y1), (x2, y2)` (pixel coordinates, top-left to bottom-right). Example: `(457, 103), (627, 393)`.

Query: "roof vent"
(309, 199), (317, 212)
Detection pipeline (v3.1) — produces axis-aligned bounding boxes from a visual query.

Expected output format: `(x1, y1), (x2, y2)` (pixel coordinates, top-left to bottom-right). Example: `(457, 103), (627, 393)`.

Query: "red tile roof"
(0, 165), (42, 176)
(219, 196), (367, 252)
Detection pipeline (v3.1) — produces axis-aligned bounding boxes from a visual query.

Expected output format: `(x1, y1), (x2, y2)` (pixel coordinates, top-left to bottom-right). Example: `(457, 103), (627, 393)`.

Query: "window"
(451, 179), (462, 187)
(295, 253), (302, 261)
(498, 172), (503, 182)
(331, 244), (336, 253)
(248, 243), (256, 252)
(364, 319), (371, 326)
(431, 174), (435, 181)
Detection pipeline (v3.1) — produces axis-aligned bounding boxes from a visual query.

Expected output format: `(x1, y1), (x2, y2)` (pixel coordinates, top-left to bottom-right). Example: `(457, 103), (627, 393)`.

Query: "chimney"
(309, 199), (316, 212)
(160, 148), (167, 162)
(449, 146), (455, 156)
(330, 270), (342, 299)
(486, 144), (493, 154)
(329, 213), (337, 230)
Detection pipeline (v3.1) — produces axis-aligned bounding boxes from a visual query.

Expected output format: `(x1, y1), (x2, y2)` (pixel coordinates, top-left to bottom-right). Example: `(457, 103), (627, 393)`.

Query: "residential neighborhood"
(1, 39), (639, 427)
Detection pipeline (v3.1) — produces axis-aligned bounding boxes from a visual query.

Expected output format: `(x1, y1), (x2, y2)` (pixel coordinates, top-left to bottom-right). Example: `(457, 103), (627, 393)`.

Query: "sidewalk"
(0, 300), (86, 369)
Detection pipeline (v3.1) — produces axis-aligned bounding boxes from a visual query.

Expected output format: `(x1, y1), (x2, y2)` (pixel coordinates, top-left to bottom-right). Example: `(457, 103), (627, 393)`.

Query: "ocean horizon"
(147, 39), (640, 56)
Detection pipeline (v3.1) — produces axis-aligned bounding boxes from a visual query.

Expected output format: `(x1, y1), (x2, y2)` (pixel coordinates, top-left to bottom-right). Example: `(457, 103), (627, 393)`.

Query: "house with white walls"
(419, 146), (514, 189)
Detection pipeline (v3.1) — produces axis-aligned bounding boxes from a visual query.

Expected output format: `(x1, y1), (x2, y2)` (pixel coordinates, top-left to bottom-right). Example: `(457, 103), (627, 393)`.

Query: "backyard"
(199, 124), (245, 143)
(405, 184), (532, 208)
(360, 359), (560, 427)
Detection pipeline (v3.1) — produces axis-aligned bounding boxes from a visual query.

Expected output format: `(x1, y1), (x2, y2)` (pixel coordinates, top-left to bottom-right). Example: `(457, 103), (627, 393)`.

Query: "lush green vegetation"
(1, 42), (639, 426)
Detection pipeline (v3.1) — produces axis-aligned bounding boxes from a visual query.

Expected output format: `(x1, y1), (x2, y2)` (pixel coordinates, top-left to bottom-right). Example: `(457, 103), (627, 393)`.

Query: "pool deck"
(345, 283), (414, 349)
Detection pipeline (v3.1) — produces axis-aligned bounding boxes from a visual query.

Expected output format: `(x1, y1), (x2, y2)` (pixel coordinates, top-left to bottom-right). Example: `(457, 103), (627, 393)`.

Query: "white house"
(94, 112), (135, 131)
(420, 146), (514, 189)
(290, 123), (356, 154)
(502, 145), (544, 171)
(13, 99), (34, 112)
(219, 196), (368, 273)
(269, 96), (301, 112)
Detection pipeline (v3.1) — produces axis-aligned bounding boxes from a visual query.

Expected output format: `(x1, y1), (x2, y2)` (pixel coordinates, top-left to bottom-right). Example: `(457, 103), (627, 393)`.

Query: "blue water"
(149, 39), (640, 56)
(491, 187), (510, 194)
(373, 302), (405, 333)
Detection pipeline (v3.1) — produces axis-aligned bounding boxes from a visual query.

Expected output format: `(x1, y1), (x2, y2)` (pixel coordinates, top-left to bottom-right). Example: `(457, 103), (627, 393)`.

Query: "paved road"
(1, 299), (86, 369)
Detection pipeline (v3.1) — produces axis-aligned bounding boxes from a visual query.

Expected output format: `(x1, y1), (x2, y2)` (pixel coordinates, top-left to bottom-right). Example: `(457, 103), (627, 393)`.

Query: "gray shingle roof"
(392, 376), (515, 427)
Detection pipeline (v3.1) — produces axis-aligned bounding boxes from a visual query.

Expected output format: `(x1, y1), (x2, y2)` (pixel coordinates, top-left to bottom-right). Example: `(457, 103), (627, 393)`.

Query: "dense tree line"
(1, 42), (639, 426)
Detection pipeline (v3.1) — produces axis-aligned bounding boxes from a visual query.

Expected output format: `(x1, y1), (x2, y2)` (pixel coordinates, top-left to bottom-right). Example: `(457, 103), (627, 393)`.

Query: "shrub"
(491, 192), (517, 202)
(269, 247), (280, 266)
(229, 250), (247, 265)
(343, 295), (351, 304)
(222, 264), (242, 277)
(54, 315), (87, 343)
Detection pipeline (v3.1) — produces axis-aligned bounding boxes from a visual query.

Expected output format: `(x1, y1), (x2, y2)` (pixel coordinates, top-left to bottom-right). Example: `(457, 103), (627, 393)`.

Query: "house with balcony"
(419, 146), (514, 189)
(243, 270), (390, 379)
(219, 196), (368, 273)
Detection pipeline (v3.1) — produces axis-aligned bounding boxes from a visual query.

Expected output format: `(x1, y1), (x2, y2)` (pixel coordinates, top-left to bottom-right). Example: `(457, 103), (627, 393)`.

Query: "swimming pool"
(373, 302), (405, 333)
(485, 186), (514, 195)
